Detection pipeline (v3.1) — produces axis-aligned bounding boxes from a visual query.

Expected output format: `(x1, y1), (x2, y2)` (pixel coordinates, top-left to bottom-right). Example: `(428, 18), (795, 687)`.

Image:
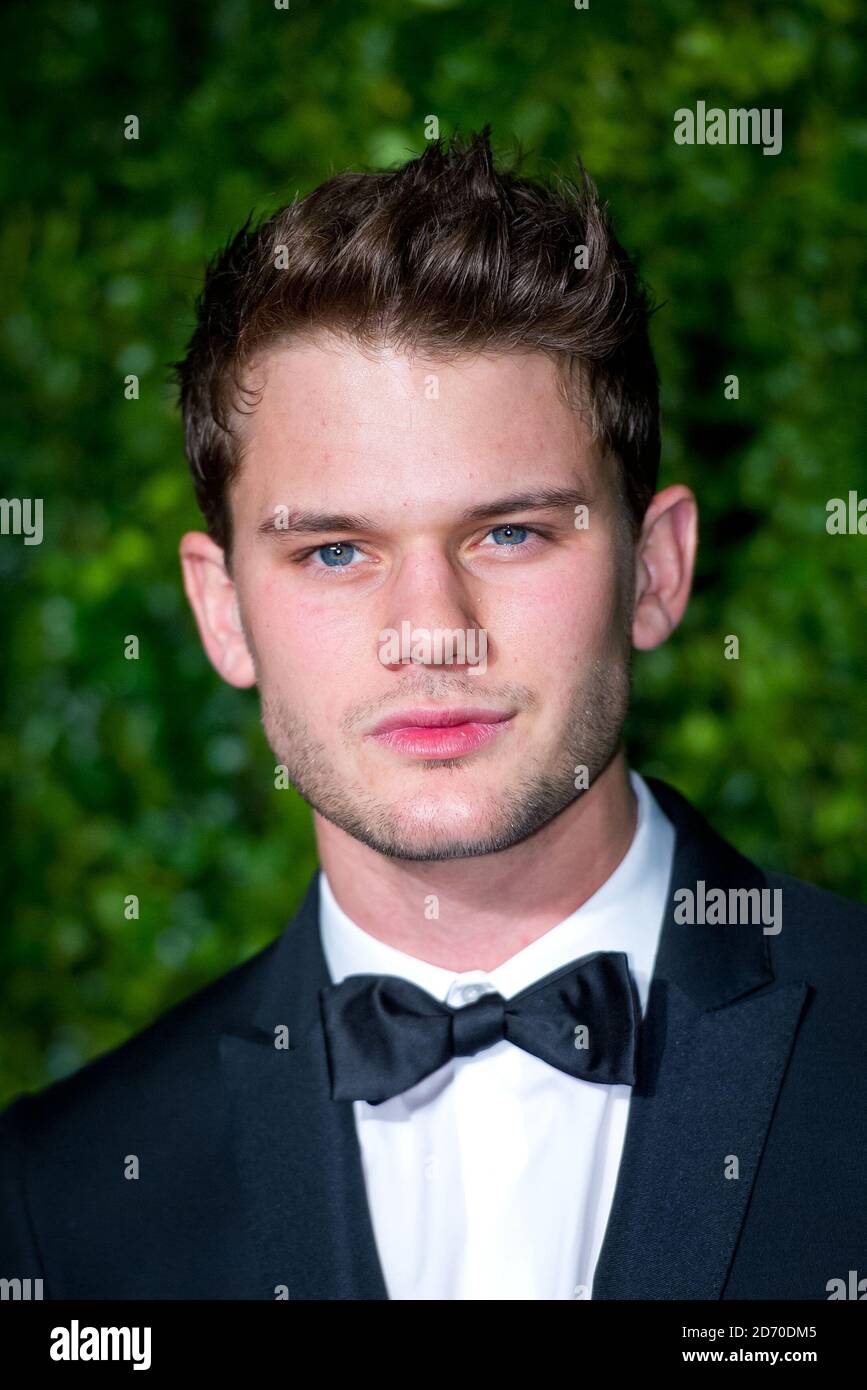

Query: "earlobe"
(179, 531), (257, 688)
(631, 486), (699, 652)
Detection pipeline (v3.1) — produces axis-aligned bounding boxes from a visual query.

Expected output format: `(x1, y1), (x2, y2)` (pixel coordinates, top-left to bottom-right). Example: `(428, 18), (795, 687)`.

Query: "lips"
(369, 707), (513, 736)
(367, 707), (515, 759)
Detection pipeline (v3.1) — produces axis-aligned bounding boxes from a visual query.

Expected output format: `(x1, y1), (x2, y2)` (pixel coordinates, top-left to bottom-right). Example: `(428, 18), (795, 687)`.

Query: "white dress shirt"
(318, 769), (675, 1301)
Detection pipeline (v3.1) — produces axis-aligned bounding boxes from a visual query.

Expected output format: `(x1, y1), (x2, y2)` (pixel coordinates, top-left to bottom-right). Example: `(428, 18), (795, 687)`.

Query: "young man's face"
(183, 338), (653, 861)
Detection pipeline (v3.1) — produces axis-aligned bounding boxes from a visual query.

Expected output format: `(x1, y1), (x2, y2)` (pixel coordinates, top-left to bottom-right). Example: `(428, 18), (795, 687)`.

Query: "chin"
(371, 828), (510, 863)
(390, 788), (490, 830)
(367, 795), (533, 862)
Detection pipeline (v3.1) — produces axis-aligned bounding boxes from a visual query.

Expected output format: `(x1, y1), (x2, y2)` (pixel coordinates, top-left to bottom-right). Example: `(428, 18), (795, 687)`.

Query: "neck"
(313, 750), (638, 972)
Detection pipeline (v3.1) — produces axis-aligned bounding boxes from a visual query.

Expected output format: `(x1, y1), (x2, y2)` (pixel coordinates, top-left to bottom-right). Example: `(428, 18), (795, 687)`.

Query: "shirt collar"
(319, 770), (675, 1015)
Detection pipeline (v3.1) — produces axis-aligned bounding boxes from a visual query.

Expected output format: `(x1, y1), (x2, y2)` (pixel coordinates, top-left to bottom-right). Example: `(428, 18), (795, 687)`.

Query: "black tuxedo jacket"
(1, 778), (866, 1300)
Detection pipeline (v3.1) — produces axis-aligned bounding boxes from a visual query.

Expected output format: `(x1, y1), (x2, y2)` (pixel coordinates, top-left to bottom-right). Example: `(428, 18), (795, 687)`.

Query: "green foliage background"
(1, 0), (865, 1106)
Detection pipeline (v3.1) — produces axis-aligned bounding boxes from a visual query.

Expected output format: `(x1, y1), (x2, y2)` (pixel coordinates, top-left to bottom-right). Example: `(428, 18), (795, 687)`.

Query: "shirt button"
(447, 979), (495, 1008)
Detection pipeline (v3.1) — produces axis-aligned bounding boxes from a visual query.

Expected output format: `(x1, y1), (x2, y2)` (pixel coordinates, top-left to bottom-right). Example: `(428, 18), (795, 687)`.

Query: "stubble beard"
(258, 649), (632, 863)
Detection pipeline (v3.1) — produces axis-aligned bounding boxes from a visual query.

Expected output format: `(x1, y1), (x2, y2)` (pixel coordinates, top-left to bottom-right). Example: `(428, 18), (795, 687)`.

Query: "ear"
(179, 531), (257, 688)
(632, 485), (699, 651)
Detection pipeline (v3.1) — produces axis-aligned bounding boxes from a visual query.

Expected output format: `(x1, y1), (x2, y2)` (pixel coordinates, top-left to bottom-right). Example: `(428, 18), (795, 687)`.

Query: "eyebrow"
(458, 486), (593, 526)
(255, 485), (593, 537)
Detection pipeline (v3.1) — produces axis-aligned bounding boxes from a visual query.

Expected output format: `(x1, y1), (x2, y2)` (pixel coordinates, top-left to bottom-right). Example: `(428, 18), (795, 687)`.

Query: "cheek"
(489, 553), (623, 669)
(244, 570), (369, 698)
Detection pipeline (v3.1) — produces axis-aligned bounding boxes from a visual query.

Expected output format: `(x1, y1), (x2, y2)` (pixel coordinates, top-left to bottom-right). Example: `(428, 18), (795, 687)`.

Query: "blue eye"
(317, 543), (357, 568)
(489, 524), (529, 545)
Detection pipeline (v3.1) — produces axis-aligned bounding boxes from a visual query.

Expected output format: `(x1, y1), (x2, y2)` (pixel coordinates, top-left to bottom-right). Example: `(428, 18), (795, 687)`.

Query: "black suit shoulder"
(765, 866), (867, 923)
(0, 925), (297, 1297)
(763, 866), (867, 977)
(2, 928), (284, 1133)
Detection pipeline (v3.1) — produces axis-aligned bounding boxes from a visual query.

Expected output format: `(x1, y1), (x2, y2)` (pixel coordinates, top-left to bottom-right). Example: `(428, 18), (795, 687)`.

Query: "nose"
(376, 548), (488, 675)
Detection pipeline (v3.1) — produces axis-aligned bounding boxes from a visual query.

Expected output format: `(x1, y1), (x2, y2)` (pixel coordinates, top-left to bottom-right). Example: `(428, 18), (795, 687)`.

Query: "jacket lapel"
(219, 873), (389, 1300)
(591, 778), (809, 1299)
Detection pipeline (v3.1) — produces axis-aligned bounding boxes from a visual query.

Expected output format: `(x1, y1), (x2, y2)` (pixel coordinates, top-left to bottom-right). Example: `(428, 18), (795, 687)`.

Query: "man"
(1, 129), (865, 1301)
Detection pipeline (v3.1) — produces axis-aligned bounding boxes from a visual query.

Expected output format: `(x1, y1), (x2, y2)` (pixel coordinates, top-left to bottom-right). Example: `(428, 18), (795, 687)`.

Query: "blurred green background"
(1, 0), (865, 1107)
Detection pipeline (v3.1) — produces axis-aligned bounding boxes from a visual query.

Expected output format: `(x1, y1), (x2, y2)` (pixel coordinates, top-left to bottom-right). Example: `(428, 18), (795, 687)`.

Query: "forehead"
(231, 336), (607, 518)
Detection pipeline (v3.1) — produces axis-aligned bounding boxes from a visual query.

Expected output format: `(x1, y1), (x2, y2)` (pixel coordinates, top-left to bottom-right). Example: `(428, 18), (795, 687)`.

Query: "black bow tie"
(320, 952), (640, 1105)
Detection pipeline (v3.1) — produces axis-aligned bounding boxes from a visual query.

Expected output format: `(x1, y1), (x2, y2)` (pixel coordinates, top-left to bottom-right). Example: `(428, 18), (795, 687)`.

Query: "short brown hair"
(174, 126), (660, 556)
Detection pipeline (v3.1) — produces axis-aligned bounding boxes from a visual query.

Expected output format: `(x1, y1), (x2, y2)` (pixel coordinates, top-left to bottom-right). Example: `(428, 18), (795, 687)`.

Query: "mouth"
(366, 706), (515, 759)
